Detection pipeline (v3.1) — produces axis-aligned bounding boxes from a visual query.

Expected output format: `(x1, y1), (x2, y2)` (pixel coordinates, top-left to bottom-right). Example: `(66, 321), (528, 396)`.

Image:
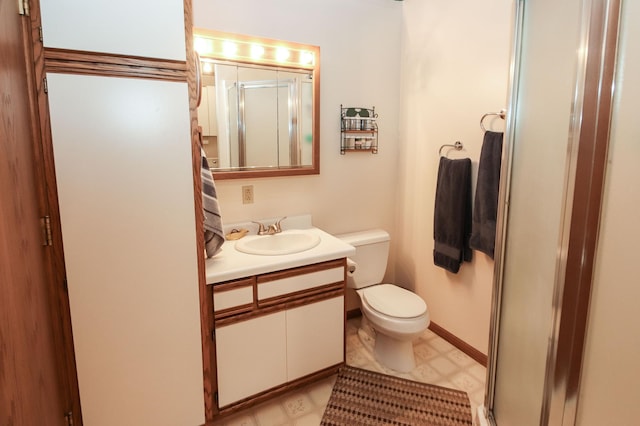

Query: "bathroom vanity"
(205, 216), (355, 418)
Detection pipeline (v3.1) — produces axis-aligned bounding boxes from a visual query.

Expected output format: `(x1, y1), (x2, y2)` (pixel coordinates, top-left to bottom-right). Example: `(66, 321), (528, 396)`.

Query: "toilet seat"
(362, 284), (427, 318)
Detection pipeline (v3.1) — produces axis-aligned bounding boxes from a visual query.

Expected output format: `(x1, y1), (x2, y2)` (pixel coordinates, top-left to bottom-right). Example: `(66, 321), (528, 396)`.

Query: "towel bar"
(480, 109), (506, 132)
(439, 141), (464, 157)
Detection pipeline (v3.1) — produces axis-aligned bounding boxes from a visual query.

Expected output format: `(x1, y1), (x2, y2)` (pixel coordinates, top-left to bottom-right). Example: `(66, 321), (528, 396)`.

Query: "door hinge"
(43, 77), (48, 94)
(18, 0), (29, 16)
(211, 330), (215, 341)
(41, 216), (53, 246)
(214, 392), (218, 405)
(64, 411), (74, 426)
(38, 26), (43, 42)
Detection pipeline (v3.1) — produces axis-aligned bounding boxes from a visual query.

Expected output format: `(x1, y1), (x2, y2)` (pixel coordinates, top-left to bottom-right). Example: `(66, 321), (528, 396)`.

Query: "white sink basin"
(235, 230), (321, 256)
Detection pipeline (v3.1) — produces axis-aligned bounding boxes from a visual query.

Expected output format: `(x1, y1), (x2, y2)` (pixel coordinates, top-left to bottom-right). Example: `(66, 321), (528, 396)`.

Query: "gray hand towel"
(469, 131), (503, 259)
(201, 148), (224, 257)
(433, 157), (472, 273)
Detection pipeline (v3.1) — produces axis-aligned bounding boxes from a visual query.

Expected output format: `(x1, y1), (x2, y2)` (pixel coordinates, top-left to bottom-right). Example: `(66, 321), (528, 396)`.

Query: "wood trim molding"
(257, 282), (344, 309)
(44, 48), (187, 81)
(428, 322), (488, 367)
(215, 288), (344, 328)
(209, 364), (342, 422)
(212, 277), (255, 293)
(256, 258), (345, 283)
(347, 310), (488, 367)
(347, 308), (363, 320)
(27, 1), (84, 424)
(181, 0), (216, 422)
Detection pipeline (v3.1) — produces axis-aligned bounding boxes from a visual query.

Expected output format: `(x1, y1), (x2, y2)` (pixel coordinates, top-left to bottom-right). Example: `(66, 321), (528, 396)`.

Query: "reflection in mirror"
(194, 29), (320, 179)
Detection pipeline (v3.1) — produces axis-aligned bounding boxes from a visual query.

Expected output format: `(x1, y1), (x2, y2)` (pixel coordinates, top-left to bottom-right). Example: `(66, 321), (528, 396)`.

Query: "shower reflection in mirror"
(194, 30), (319, 176)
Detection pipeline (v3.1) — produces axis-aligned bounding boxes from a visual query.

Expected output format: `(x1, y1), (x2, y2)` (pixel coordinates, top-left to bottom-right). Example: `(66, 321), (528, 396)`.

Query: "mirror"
(194, 29), (320, 179)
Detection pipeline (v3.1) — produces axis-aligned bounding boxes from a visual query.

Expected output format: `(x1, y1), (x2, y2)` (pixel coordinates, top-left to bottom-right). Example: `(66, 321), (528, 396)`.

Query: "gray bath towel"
(469, 131), (503, 259)
(201, 148), (224, 257)
(433, 157), (472, 273)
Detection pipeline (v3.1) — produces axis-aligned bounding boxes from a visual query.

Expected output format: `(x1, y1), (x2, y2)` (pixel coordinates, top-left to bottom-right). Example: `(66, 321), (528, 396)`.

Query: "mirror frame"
(194, 28), (320, 180)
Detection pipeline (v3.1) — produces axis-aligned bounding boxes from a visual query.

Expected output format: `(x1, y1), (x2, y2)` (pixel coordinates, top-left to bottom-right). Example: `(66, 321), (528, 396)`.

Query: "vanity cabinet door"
(286, 296), (344, 381)
(215, 312), (287, 407)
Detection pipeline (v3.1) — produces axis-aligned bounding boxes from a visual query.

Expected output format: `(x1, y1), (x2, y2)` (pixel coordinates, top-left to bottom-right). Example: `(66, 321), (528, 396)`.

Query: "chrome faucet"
(253, 216), (287, 235)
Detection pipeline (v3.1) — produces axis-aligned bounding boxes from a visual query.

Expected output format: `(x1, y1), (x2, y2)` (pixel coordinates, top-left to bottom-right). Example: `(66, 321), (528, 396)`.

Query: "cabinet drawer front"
(214, 286), (253, 312)
(258, 266), (344, 301)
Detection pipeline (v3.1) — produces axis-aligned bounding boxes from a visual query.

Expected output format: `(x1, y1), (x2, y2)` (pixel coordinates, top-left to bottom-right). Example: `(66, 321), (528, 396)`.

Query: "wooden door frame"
(21, 2), (85, 424)
(1, 2), (75, 425)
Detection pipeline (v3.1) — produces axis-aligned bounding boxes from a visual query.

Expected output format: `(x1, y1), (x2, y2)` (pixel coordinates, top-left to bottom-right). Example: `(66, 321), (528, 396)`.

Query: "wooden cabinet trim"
(257, 258), (345, 283)
(211, 364), (342, 421)
(44, 48), (188, 81)
(212, 258), (347, 326)
(214, 288), (344, 328)
(212, 277), (256, 319)
(213, 277), (255, 293)
(257, 266), (344, 301)
(258, 282), (344, 308)
(214, 304), (254, 320)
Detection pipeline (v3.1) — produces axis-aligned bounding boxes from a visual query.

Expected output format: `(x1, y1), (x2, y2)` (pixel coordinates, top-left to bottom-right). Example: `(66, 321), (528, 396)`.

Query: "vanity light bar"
(193, 31), (316, 69)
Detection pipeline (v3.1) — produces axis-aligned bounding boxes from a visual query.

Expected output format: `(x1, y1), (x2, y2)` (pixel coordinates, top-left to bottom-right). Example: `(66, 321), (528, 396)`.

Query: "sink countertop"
(205, 226), (356, 284)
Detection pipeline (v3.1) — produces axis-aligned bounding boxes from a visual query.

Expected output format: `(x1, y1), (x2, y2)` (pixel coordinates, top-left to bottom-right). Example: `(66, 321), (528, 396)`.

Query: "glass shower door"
(489, 0), (583, 424)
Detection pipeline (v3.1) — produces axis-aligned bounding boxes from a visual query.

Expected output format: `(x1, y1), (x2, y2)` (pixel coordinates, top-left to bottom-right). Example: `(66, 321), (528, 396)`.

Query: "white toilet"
(337, 229), (430, 372)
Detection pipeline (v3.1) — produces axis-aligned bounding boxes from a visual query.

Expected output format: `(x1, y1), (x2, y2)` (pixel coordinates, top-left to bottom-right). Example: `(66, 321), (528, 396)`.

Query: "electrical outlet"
(242, 185), (254, 204)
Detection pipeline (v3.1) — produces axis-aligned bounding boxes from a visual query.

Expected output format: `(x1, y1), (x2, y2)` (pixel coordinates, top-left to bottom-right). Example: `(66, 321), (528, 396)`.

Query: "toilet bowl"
(336, 230), (430, 372)
(357, 284), (429, 372)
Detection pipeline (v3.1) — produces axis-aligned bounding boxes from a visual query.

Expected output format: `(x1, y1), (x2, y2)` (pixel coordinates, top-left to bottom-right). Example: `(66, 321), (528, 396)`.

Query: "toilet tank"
(336, 229), (390, 289)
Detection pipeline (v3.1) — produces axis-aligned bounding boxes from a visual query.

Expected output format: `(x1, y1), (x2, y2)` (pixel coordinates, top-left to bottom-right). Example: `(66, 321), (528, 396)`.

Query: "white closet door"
(40, 0), (186, 60)
(47, 73), (203, 426)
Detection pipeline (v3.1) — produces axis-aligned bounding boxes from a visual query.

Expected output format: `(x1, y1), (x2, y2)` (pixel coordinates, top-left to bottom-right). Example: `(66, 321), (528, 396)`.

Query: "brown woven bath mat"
(321, 366), (472, 426)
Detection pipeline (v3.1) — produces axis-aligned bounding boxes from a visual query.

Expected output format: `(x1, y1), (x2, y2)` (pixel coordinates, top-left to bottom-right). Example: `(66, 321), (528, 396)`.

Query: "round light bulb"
(251, 44), (265, 59)
(300, 51), (314, 65)
(276, 47), (290, 62)
(222, 41), (238, 57)
(194, 37), (213, 55)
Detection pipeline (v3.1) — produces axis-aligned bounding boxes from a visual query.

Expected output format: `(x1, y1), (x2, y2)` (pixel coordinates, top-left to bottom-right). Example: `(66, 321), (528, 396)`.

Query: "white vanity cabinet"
(212, 259), (346, 416)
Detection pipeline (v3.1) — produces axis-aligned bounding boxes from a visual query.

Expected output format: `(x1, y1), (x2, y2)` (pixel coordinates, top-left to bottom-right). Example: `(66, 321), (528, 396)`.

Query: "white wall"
(196, 0), (513, 349)
(194, 0), (402, 240)
(195, 0), (402, 310)
(396, 0), (513, 354)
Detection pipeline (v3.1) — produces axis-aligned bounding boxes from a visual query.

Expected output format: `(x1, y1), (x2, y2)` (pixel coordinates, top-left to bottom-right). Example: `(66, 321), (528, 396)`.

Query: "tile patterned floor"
(217, 317), (486, 426)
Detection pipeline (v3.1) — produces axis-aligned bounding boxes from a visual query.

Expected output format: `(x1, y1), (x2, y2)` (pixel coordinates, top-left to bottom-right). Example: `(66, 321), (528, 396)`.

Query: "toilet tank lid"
(335, 229), (390, 246)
